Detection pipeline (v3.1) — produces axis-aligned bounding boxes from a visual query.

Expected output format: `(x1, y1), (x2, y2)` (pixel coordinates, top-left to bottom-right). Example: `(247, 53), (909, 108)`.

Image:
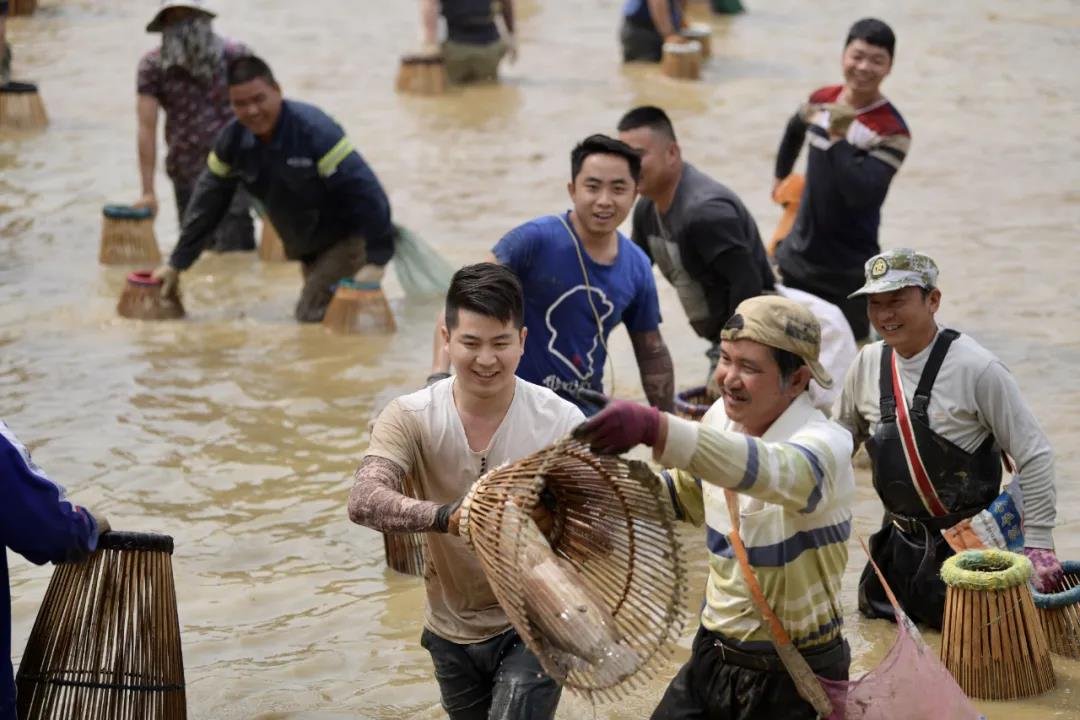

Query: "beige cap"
(720, 295), (833, 389)
(146, 1), (216, 33)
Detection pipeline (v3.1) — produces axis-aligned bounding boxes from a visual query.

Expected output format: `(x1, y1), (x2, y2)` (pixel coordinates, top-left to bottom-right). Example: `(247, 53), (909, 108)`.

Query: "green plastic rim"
(940, 549), (1032, 591)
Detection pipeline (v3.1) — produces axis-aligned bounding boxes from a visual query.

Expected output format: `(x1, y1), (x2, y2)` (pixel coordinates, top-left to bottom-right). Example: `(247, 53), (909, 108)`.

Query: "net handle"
(724, 490), (833, 717)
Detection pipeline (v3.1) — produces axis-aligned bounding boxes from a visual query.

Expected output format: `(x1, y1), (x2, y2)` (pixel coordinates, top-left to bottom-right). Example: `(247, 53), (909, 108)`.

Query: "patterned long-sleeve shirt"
(657, 394), (855, 651)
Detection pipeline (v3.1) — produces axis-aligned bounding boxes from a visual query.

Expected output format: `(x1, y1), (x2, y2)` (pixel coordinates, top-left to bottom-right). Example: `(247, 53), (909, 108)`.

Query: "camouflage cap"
(848, 248), (939, 298)
(720, 295), (832, 389)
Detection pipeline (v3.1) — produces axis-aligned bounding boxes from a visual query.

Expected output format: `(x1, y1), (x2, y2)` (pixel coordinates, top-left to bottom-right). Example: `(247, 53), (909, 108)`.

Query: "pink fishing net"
(818, 610), (984, 720)
(817, 547), (985, 720)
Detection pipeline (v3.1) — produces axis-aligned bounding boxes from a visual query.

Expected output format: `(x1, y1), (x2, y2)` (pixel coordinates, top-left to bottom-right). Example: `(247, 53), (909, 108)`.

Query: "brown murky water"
(3, 0), (1078, 717)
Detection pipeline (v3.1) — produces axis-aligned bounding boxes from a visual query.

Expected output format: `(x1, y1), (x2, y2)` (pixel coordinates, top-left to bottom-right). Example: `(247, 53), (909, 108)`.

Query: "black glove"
(433, 497), (463, 534)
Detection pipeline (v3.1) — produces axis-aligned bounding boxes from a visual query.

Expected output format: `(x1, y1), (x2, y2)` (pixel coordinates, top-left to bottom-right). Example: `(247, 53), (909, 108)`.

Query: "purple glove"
(1024, 547), (1065, 593)
(573, 400), (660, 455)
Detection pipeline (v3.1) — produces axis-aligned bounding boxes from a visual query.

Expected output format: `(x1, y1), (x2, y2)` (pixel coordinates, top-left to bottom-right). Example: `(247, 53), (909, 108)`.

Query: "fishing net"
(459, 438), (687, 702)
(391, 225), (456, 298)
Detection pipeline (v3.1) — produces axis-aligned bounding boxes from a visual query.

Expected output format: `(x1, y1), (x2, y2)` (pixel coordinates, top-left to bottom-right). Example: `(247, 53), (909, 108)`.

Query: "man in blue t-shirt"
(494, 135), (674, 414)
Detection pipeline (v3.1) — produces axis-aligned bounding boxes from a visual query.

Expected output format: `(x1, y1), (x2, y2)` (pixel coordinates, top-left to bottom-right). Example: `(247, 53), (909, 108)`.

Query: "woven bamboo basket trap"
(16, 531), (186, 719)
(99, 204), (161, 265)
(382, 475), (428, 576)
(322, 279), (396, 335)
(459, 437), (687, 701)
(0, 81), (48, 130)
(116, 270), (185, 321)
(939, 549), (1055, 700)
(1031, 559), (1080, 659)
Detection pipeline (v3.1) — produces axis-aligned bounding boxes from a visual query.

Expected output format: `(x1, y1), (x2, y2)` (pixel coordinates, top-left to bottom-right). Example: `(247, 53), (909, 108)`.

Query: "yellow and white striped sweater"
(660, 393), (855, 651)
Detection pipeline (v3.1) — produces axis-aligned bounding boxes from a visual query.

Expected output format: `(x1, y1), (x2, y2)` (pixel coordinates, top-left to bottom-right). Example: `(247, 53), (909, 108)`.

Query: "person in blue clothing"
(1, 421), (107, 720)
(153, 55), (395, 322)
(476, 135), (675, 415)
(621, 0), (685, 62)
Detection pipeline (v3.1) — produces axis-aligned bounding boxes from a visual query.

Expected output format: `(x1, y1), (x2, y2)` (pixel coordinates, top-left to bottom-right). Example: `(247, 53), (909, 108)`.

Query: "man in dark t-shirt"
(618, 106), (775, 379)
(772, 18), (910, 341)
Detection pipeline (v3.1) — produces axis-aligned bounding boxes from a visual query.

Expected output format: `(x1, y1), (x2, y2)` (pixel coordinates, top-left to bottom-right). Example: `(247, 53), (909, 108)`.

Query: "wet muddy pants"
(421, 627), (561, 720)
(651, 625), (849, 720)
(295, 236), (367, 323)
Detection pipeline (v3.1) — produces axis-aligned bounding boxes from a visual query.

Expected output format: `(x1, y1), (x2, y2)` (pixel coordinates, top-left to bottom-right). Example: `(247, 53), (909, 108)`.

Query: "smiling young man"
(574, 295), (854, 720)
(152, 55), (395, 322)
(772, 18), (910, 341)
(617, 106), (776, 382)
(485, 134), (674, 415)
(835, 248), (1062, 628)
(348, 263), (583, 720)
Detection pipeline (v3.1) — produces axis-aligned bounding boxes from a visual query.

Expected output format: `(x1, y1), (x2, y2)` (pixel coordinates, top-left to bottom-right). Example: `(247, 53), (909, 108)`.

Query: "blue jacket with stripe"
(1, 421), (100, 720)
(170, 99), (394, 270)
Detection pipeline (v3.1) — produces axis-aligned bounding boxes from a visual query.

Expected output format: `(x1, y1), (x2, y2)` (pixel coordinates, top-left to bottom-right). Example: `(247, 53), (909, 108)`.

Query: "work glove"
(434, 497), (463, 535)
(573, 399), (661, 455)
(152, 264), (180, 298)
(1024, 547), (1065, 593)
(822, 102), (857, 139)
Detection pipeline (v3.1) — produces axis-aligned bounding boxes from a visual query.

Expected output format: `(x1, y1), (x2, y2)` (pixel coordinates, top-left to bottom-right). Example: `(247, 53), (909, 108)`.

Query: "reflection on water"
(2, 0), (1078, 718)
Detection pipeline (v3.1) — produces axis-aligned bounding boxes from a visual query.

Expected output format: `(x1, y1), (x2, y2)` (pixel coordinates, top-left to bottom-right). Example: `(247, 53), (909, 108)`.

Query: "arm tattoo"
(631, 330), (675, 412)
(347, 456), (441, 533)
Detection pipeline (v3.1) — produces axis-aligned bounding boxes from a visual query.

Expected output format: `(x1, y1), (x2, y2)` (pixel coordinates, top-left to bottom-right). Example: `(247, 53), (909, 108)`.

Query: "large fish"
(506, 503), (640, 685)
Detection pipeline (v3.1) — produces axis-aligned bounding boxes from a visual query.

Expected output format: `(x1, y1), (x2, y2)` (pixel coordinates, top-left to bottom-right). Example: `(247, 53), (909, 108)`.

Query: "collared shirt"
(136, 37), (250, 187)
(170, 99), (393, 269)
(659, 394), (854, 650)
(833, 329), (1057, 547)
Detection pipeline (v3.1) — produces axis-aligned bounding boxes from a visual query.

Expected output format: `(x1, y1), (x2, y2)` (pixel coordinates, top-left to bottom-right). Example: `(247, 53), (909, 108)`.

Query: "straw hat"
(146, 1), (216, 33)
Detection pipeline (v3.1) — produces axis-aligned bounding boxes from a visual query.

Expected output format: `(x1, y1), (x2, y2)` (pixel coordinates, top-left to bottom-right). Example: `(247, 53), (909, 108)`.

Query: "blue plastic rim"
(0, 81), (39, 94)
(1031, 560), (1080, 609)
(336, 278), (381, 291)
(103, 204), (154, 220)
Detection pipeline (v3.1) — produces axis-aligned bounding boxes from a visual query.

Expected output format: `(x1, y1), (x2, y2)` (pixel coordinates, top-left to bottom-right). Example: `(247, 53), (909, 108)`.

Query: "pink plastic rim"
(126, 271), (162, 287)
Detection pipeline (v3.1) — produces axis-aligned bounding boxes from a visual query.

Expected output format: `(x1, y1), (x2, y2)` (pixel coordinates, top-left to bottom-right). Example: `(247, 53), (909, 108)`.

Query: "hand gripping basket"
(1031, 559), (1080, 658)
(459, 437), (687, 702)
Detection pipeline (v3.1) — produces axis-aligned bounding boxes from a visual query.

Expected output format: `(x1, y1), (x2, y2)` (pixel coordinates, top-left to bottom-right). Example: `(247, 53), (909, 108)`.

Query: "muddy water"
(2, 0), (1078, 717)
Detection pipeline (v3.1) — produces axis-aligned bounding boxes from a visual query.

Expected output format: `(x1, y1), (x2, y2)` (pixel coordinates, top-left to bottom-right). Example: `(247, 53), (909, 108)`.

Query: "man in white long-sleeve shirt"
(833, 248), (1061, 629)
(575, 295), (855, 720)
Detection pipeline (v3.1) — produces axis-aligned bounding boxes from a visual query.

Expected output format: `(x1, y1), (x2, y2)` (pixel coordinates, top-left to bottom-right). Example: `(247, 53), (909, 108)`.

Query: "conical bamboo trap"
(459, 437), (687, 702)
(258, 219), (288, 262)
(16, 531), (186, 719)
(116, 271), (185, 321)
(99, 205), (161, 265)
(939, 549), (1055, 700)
(10, 0), (38, 16)
(382, 475), (428, 576)
(1032, 560), (1080, 659)
(396, 55), (447, 95)
(0, 81), (48, 130)
(322, 280), (396, 335)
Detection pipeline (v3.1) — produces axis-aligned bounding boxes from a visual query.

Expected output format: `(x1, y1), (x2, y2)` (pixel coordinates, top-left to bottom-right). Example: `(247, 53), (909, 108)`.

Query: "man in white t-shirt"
(834, 248), (1061, 629)
(348, 263), (584, 720)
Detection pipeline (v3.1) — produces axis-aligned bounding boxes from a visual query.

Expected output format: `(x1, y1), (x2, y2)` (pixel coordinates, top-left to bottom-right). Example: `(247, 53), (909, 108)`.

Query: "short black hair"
(445, 263), (524, 331)
(570, 134), (641, 184)
(227, 55), (277, 87)
(772, 348), (807, 386)
(616, 106), (677, 142)
(845, 18), (896, 59)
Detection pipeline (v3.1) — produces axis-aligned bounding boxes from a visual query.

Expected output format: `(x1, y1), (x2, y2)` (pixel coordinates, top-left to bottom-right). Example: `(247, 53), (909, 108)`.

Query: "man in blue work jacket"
(1, 421), (107, 720)
(153, 55), (396, 322)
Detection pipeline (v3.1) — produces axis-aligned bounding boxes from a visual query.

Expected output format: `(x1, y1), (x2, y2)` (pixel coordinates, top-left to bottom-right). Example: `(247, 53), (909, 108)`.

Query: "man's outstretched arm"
(630, 329), (675, 412)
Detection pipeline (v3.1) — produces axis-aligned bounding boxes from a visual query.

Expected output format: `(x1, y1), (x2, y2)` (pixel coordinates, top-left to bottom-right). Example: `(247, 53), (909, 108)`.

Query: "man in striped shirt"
(772, 18), (910, 342)
(576, 295), (854, 720)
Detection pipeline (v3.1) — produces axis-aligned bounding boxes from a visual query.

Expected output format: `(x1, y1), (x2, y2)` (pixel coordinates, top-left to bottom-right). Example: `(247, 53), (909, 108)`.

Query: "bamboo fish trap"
(0, 81), (48, 130)
(660, 40), (702, 81)
(99, 205), (161, 265)
(459, 438), (687, 702)
(396, 54), (447, 95)
(322, 279), (396, 335)
(258, 219), (288, 262)
(382, 475), (428, 576)
(116, 270), (185, 321)
(939, 549), (1055, 700)
(682, 23), (712, 59)
(1032, 560), (1080, 659)
(16, 532), (186, 719)
(674, 386), (712, 421)
(10, 0), (37, 16)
